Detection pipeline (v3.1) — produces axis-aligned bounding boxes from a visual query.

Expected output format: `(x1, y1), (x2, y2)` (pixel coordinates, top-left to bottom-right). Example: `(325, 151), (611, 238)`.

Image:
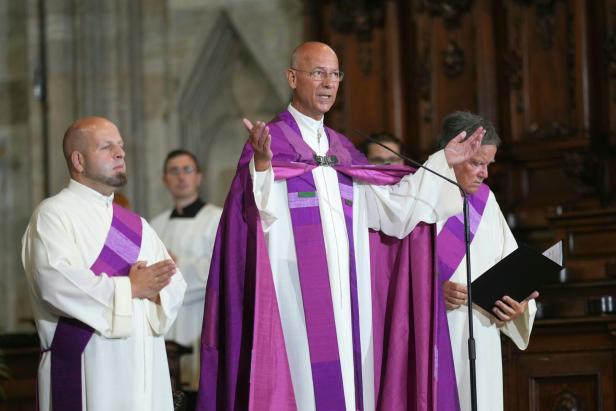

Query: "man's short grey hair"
(437, 111), (501, 149)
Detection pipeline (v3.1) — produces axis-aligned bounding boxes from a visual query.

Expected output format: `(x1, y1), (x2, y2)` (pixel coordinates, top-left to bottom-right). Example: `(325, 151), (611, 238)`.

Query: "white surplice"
(248, 104), (462, 411)
(22, 179), (187, 411)
(151, 203), (222, 389)
(438, 189), (536, 411)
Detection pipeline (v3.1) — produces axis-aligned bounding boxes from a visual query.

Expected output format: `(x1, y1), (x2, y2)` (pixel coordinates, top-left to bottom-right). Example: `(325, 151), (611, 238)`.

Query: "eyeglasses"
(291, 68), (344, 82)
(166, 166), (196, 176)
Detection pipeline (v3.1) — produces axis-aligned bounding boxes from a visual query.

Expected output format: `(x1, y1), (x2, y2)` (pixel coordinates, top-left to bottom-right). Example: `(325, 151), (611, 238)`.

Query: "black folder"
(470, 244), (563, 313)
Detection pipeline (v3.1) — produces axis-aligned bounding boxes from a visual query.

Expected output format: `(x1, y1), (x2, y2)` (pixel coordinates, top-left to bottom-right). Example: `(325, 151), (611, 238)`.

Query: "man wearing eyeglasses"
(198, 42), (484, 411)
(151, 149), (222, 390)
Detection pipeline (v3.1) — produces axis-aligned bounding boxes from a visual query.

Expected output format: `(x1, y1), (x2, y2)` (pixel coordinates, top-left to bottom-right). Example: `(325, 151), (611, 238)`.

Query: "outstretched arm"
(244, 118), (278, 231)
(364, 128), (485, 238)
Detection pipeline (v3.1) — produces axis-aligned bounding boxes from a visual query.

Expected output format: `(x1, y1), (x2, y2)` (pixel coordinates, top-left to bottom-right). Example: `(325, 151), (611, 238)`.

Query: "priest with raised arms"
(22, 116), (187, 411)
(197, 41), (484, 411)
(437, 111), (539, 411)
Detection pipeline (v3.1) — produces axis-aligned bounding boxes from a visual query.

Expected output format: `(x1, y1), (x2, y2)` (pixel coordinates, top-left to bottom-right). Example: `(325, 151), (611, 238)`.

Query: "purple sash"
(434, 184), (489, 410)
(436, 184), (490, 282)
(49, 203), (142, 411)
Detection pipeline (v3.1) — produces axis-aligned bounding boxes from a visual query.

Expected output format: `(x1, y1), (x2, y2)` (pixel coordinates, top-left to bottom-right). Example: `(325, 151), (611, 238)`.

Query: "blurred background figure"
(361, 132), (405, 165)
(150, 149), (222, 390)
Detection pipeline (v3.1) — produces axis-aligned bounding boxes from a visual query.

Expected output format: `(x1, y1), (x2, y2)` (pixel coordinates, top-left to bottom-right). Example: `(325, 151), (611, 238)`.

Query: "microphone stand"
(356, 131), (478, 411)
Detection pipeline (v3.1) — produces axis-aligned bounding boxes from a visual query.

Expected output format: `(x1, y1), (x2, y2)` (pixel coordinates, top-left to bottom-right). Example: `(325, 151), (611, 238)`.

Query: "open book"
(470, 241), (564, 313)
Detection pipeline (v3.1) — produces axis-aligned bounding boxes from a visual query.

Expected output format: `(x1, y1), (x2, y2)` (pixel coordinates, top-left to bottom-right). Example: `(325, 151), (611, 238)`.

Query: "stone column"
(0, 0), (42, 331)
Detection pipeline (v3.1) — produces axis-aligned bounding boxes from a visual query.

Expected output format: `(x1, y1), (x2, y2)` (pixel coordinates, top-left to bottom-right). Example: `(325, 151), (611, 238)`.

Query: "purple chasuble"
(49, 203), (142, 411)
(197, 110), (459, 411)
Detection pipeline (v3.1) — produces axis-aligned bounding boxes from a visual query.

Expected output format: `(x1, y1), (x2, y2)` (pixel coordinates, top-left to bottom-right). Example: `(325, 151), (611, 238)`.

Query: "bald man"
(22, 117), (187, 411)
(198, 42), (483, 410)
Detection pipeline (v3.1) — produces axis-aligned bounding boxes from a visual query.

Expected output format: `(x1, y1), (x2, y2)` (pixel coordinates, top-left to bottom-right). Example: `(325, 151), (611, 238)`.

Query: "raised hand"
(492, 290), (539, 322)
(444, 127), (485, 166)
(129, 259), (176, 301)
(243, 118), (272, 171)
(443, 280), (468, 310)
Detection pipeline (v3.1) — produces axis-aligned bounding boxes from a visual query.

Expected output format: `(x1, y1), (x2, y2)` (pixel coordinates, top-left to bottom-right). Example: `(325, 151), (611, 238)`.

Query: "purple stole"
(436, 184), (490, 282)
(49, 203), (142, 411)
(286, 172), (363, 411)
(434, 184), (489, 410)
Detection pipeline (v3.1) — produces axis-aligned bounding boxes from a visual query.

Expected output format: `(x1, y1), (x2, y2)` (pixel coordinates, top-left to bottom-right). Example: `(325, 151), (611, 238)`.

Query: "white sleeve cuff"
(503, 299), (537, 350)
(249, 156), (277, 231)
(424, 150), (463, 221)
(110, 276), (132, 338)
(249, 157), (274, 207)
(145, 298), (164, 335)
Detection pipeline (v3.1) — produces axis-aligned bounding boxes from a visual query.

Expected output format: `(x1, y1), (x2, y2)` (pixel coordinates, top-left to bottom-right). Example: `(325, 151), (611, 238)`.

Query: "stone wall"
(168, 0), (302, 208)
(0, 0), (301, 332)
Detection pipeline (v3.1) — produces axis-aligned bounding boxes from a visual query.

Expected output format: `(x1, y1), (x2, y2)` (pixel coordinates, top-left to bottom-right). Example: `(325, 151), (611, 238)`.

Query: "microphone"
(354, 129), (480, 411)
(354, 129), (462, 190)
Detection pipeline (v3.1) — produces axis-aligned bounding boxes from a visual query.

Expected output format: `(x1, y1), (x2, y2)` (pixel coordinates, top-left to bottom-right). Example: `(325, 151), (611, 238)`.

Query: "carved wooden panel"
(531, 374), (597, 411)
(500, 0), (588, 143)
(402, 0), (498, 157)
(303, 2), (616, 406)
(495, 0), (613, 230)
(307, 0), (616, 219)
(604, 0), (616, 140)
(314, 1), (406, 145)
(504, 317), (616, 411)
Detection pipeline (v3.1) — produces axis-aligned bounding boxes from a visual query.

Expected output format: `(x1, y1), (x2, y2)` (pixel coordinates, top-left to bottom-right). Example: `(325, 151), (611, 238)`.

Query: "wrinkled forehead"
(84, 122), (122, 145)
(298, 48), (339, 70)
(470, 144), (497, 162)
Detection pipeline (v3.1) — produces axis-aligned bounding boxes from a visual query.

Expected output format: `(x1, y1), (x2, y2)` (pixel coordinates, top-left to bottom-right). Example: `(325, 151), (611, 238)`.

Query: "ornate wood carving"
(415, 31), (432, 124)
(515, 0), (560, 50)
(441, 40), (465, 78)
(526, 122), (576, 139)
(329, 1), (385, 76)
(330, 0), (385, 41)
(536, 0), (556, 50)
(504, 50), (523, 89)
(563, 150), (607, 203)
(506, 14), (525, 113)
(566, 8), (576, 114)
(415, 0), (473, 29)
(503, 318), (616, 410)
(551, 389), (582, 411)
(605, 7), (616, 103)
(357, 43), (373, 75)
(508, 1), (577, 143)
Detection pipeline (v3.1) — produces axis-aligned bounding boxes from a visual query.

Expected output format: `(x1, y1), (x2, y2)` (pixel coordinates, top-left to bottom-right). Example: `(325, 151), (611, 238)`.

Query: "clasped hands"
(129, 259), (176, 304)
(443, 280), (539, 322)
